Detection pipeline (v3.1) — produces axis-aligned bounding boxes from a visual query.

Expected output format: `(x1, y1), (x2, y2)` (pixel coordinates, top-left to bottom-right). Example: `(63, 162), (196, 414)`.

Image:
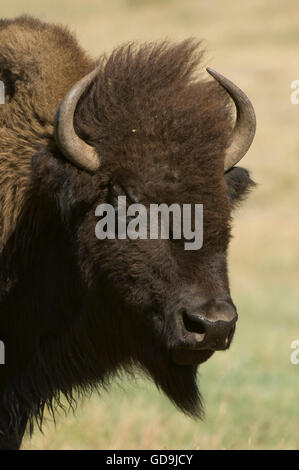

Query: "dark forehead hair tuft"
(75, 40), (234, 177)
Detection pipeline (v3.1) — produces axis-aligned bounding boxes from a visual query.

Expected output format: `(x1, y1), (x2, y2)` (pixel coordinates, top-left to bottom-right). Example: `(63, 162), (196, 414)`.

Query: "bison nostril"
(180, 308), (237, 351)
(182, 310), (206, 335)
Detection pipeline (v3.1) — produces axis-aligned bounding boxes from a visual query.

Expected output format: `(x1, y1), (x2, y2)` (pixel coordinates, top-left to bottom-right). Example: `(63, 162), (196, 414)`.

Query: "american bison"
(0, 16), (256, 449)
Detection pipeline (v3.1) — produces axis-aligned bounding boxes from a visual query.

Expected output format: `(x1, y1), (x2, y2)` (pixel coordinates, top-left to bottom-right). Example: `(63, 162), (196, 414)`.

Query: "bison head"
(34, 40), (256, 417)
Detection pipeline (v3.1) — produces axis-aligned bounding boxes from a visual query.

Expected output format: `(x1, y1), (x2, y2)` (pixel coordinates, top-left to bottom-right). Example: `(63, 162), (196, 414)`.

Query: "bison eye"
(108, 183), (138, 223)
(108, 182), (138, 206)
(108, 183), (124, 207)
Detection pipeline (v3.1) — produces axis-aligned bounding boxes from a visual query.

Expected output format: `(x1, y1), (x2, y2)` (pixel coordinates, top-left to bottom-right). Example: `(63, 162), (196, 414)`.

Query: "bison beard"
(0, 16), (256, 449)
(139, 347), (203, 418)
(0, 286), (203, 449)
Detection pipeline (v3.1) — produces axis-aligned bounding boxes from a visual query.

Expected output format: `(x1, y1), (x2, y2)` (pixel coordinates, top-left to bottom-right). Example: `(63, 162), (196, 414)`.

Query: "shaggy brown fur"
(0, 16), (255, 449)
(0, 16), (93, 248)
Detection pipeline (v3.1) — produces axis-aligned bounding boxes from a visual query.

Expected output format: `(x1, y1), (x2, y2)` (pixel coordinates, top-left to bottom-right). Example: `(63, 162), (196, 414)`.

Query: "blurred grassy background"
(2, 0), (299, 450)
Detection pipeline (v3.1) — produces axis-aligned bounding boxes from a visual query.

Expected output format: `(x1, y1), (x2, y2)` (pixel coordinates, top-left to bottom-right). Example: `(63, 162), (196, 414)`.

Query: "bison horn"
(54, 66), (101, 173)
(206, 68), (256, 173)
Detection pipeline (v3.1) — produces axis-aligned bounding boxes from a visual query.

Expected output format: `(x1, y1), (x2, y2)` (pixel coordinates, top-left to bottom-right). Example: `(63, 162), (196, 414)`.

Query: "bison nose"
(181, 299), (238, 351)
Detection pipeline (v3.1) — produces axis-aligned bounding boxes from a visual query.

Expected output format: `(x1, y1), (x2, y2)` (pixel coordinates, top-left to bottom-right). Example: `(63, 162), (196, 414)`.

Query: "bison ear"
(32, 149), (97, 221)
(225, 166), (256, 208)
